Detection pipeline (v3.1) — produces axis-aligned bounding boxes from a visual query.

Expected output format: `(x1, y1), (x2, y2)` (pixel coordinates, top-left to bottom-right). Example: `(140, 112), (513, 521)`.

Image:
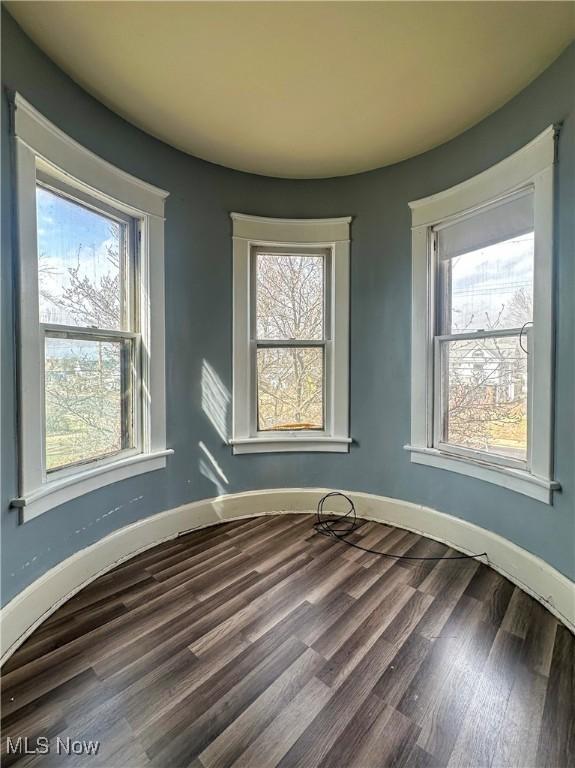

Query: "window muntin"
(36, 178), (140, 474)
(253, 249), (328, 433)
(434, 191), (534, 467)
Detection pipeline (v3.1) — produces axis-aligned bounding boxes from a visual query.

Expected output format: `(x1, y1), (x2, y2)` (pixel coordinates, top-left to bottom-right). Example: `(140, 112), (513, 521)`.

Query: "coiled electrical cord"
(313, 491), (487, 561)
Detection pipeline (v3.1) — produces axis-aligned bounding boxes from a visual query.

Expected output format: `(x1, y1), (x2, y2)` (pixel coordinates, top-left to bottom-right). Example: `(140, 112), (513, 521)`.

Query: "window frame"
(230, 214), (351, 454)
(252, 245), (330, 436)
(11, 93), (172, 522)
(406, 126), (560, 504)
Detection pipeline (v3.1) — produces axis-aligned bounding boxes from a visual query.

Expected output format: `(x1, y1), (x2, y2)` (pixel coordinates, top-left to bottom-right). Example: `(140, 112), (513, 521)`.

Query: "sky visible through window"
(37, 186), (122, 330)
(448, 232), (534, 332)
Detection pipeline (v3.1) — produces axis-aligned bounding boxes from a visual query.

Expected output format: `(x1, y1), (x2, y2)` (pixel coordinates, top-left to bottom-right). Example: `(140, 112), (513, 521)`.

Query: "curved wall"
(2, 9), (574, 605)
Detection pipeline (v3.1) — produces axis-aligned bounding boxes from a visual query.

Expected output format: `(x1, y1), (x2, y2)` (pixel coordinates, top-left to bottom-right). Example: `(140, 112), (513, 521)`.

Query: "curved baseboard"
(1, 488), (573, 663)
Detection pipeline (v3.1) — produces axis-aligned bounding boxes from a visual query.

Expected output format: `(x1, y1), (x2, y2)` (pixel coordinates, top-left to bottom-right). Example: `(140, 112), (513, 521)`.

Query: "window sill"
(404, 445), (560, 504)
(11, 449), (174, 523)
(229, 436), (352, 455)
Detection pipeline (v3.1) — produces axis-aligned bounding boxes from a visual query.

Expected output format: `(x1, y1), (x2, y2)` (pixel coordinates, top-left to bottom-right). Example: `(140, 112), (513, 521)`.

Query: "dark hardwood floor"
(1, 514), (573, 768)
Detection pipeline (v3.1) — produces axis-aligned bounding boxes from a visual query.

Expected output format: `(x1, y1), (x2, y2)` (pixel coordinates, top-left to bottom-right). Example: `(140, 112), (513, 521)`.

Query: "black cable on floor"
(313, 491), (487, 561)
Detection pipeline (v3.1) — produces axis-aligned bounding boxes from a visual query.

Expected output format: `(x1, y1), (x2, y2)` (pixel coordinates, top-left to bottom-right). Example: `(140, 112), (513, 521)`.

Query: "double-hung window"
(37, 177), (139, 473)
(231, 214), (351, 453)
(433, 191), (534, 467)
(407, 127), (560, 503)
(255, 247), (327, 433)
(11, 94), (171, 521)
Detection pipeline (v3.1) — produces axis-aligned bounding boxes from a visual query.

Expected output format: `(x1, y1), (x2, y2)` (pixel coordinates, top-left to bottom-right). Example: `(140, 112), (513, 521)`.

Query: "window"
(434, 193), (533, 467)
(231, 215), (351, 453)
(407, 127), (560, 503)
(11, 94), (171, 521)
(38, 179), (138, 473)
(256, 249), (326, 432)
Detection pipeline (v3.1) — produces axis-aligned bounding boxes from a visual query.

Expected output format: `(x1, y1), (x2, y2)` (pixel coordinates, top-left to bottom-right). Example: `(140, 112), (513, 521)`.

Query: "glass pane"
(442, 232), (533, 333)
(256, 253), (324, 340)
(441, 335), (528, 461)
(45, 337), (131, 471)
(37, 186), (126, 329)
(257, 347), (323, 431)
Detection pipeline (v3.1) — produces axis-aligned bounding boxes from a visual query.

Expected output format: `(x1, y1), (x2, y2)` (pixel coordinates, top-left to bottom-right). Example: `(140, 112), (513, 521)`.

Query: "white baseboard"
(1, 488), (573, 663)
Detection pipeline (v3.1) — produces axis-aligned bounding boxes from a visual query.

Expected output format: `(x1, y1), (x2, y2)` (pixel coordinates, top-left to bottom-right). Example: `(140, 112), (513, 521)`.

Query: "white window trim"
(405, 126), (560, 504)
(10, 93), (173, 522)
(230, 214), (351, 454)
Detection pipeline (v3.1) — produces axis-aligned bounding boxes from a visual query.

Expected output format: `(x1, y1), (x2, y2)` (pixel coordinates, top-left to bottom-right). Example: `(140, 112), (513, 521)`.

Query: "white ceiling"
(6, 1), (575, 178)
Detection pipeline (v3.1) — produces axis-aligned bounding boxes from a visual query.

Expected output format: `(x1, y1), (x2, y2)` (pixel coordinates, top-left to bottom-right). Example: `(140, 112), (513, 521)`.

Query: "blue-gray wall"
(2, 10), (573, 604)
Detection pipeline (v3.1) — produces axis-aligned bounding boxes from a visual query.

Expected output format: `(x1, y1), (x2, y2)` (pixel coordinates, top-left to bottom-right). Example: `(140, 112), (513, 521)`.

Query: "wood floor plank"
(339, 522), (383, 562)
(149, 543), (243, 583)
(312, 565), (411, 659)
(199, 647), (324, 768)
(293, 590), (356, 647)
(126, 634), (250, 723)
(228, 677), (333, 768)
(535, 624), (575, 768)
(187, 555), (317, 655)
(396, 594), (484, 725)
(352, 525), (396, 567)
(276, 634), (400, 768)
(341, 532), (419, 599)
(491, 665), (548, 768)
(355, 527), (412, 567)
(10, 602), (130, 671)
(417, 551), (479, 598)
(374, 631), (433, 710)
(520, 599), (558, 678)
(138, 602), (314, 741)
(188, 537), (361, 655)
(415, 617), (499, 764)
(94, 555), (308, 676)
(316, 693), (389, 768)
(395, 538), (450, 587)
(318, 583), (414, 688)
(146, 636), (308, 766)
(403, 744), (436, 768)
(349, 704), (420, 768)
(446, 629), (523, 768)
(464, 564), (515, 628)
(381, 589), (435, 647)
